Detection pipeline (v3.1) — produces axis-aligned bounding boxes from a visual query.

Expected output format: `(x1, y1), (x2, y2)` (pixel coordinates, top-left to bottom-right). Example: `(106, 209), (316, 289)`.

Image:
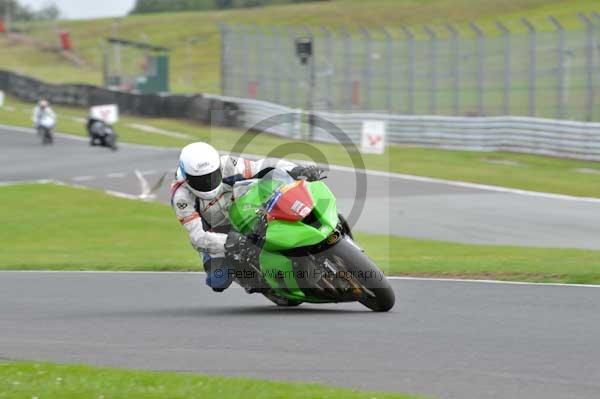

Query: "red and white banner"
(361, 120), (386, 154)
(90, 104), (119, 125)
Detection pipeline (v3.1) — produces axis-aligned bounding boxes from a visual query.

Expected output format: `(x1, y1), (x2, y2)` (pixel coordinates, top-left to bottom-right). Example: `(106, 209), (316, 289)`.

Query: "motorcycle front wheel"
(329, 237), (395, 312)
(105, 135), (118, 151)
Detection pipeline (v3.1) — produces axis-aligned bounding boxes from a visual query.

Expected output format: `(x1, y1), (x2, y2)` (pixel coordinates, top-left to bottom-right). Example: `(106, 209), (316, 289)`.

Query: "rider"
(171, 142), (323, 292)
(32, 99), (56, 128)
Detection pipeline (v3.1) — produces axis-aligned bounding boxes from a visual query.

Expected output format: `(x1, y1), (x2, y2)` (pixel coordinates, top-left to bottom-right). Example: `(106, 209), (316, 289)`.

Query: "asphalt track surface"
(1, 272), (599, 399)
(2, 125), (600, 249)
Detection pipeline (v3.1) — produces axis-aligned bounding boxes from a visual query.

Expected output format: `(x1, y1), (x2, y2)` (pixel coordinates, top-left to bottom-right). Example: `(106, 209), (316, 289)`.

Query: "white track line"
(232, 153), (600, 204)
(323, 163), (600, 204)
(0, 123), (173, 151)
(386, 276), (600, 288)
(0, 179), (54, 187)
(72, 175), (95, 182)
(106, 172), (127, 178)
(2, 123), (600, 203)
(0, 270), (598, 288)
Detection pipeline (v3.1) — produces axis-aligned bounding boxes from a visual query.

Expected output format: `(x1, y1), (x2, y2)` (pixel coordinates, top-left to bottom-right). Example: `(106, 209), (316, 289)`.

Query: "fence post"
(301, 25), (316, 138)
(270, 26), (282, 104)
(219, 24), (229, 95)
(522, 18), (537, 117)
(470, 22), (484, 116)
(446, 24), (460, 116)
(360, 27), (372, 110)
(548, 16), (565, 119)
(381, 27), (393, 112)
(340, 28), (353, 109)
(241, 25), (251, 99)
(496, 21), (511, 116)
(256, 25), (267, 100)
(424, 26), (438, 115)
(293, 26), (305, 108)
(320, 26), (333, 110)
(400, 26), (415, 115)
(233, 25), (243, 98)
(578, 13), (595, 121)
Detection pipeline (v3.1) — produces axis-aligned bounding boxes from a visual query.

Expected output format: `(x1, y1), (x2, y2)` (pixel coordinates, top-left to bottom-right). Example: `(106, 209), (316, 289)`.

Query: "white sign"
(0, 91), (4, 108)
(361, 120), (386, 154)
(90, 104), (119, 125)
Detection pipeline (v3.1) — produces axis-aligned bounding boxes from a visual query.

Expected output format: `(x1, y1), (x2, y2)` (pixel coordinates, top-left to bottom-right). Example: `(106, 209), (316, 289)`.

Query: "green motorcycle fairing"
(228, 172), (340, 302)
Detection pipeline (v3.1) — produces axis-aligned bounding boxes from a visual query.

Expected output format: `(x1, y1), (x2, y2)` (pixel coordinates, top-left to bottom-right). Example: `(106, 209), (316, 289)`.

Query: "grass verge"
(1, 183), (599, 284)
(2, 95), (600, 198)
(0, 361), (420, 399)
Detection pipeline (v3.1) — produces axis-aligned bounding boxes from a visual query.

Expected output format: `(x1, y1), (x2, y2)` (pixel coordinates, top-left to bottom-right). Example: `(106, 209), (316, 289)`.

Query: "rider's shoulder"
(170, 179), (193, 199)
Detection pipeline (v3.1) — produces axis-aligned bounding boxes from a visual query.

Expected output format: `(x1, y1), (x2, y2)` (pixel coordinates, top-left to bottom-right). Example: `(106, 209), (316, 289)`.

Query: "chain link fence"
(221, 14), (600, 121)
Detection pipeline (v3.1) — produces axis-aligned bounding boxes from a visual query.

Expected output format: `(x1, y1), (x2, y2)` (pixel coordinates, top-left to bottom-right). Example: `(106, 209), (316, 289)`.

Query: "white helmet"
(178, 142), (223, 200)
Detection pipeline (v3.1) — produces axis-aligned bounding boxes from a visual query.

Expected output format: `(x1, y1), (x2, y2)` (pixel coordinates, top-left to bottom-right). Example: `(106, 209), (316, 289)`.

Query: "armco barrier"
(206, 94), (600, 161)
(0, 70), (240, 127)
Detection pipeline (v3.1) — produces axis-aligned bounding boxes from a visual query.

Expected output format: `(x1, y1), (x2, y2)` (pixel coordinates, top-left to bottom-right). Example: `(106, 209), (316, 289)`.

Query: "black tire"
(338, 213), (354, 240)
(328, 237), (395, 312)
(40, 129), (52, 145)
(109, 136), (118, 151)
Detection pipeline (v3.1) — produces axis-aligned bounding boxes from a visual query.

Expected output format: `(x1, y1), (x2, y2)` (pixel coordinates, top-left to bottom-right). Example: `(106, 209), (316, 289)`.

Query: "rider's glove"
(224, 231), (259, 268)
(289, 166), (326, 182)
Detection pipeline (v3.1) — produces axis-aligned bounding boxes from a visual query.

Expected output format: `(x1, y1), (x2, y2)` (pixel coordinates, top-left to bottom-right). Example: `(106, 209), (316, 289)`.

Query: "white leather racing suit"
(171, 155), (296, 258)
(32, 106), (56, 127)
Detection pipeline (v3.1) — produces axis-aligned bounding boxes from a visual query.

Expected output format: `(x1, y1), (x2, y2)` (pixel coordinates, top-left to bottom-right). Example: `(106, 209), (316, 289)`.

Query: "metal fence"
(221, 14), (600, 122)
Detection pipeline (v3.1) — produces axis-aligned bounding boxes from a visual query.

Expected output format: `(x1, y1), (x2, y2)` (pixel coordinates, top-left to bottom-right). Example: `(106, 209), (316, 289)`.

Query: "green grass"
(0, 361), (420, 399)
(2, 95), (600, 197)
(0, 0), (597, 93)
(1, 183), (599, 284)
(359, 234), (600, 285)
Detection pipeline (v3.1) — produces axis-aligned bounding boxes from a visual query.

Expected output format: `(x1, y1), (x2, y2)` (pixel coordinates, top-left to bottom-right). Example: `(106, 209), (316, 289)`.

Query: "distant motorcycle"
(87, 118), (118, 151)
(37, 114), (55, 145)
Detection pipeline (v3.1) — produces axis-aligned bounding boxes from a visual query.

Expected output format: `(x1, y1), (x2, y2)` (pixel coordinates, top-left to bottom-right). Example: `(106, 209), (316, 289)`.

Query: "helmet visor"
(186, 169), (223, 193)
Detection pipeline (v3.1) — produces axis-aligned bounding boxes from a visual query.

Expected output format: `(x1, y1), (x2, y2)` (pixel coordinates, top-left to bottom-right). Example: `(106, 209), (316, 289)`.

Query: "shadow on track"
(61, 305), (376, 320)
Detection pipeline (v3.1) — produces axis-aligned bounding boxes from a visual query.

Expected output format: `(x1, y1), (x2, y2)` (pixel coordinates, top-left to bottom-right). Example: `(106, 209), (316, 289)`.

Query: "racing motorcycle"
(87, 118), (118, 151)
(37, 114), (55, 145)
(227, 169), (395, 312)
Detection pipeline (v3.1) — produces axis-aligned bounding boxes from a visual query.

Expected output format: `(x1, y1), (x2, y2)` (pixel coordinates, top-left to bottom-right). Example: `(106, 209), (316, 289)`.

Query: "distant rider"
(171, 142), (324, 292)
(32, 99), (56, 129)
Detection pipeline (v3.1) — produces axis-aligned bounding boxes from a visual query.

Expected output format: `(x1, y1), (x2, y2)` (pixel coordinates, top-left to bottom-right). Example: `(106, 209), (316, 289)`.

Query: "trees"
(0, 0), (60, 22)
(129, 0), (326, 15)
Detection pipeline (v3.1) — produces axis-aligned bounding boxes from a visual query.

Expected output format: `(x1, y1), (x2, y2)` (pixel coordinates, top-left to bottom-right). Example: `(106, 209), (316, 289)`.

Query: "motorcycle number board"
(361, 120), (386, 155)
(0, 90), (4, 108)
(90, 104), (119, 125)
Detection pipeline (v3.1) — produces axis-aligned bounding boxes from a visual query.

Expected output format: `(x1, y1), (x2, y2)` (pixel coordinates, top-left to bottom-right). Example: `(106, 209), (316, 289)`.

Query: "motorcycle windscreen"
(267, 180), (314, 222)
